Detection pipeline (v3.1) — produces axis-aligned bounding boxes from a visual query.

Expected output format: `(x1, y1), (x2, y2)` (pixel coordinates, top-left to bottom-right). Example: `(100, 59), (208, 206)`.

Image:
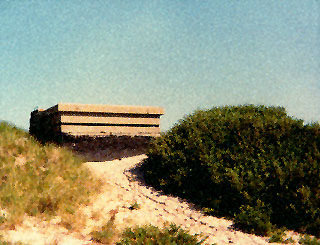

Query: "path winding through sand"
(3, 155), (300, 244)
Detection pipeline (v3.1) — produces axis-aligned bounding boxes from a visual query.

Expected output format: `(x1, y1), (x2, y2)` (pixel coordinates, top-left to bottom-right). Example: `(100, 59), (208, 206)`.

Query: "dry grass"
(0, 121), (102, 230)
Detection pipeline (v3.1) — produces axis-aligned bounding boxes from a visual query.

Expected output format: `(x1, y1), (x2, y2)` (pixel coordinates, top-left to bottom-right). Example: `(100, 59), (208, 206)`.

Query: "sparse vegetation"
(141, 104), (320, 237)
(0, 240), (11, 245)
(129, 201), (141, 210)
(116, 223), (208, 244)
(299, 235), (320, 245)
(0, 121), (102, 229)
(0, 235), (9, 245)
(90, 211), (119, 244)
(0, 234), (24, 245)
(268, 229), (294, 243)
(90, 214), (208, 244)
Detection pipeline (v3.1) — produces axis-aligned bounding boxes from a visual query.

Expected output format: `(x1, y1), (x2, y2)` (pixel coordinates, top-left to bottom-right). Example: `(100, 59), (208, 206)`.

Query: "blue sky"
(1, 0), (319, 132)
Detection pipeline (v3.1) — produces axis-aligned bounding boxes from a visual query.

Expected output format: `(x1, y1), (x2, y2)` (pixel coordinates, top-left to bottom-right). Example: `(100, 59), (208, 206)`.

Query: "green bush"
(141, 105), (320, 237)
(299, 235), (320, 245)
(268, 228), (295, 243)
(234, 202), (273, 236)
(116, 223), (207, 244)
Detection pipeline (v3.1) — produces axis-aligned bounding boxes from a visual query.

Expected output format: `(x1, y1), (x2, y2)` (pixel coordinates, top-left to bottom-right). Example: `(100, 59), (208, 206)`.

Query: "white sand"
(2, 155), (301, 244)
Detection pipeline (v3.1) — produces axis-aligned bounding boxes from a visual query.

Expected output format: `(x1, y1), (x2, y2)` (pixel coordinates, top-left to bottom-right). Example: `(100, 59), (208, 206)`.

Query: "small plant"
(116, 223), (208, 244)
(202, 207), (216, 216)
(0, 234), (8, 245)
(128, 201), (140, 210)
(0, 216), (5, 225)
(90, 210), (118, 244)
(233, 204), (273, 236)
(59, 210), (86, 231)
(268, 229), (294, 243)
(299, 235), (320, 245)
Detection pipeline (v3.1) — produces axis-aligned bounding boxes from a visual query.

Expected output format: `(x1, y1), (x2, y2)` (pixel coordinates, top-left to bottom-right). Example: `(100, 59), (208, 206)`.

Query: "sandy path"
(3, 155), (300, 244)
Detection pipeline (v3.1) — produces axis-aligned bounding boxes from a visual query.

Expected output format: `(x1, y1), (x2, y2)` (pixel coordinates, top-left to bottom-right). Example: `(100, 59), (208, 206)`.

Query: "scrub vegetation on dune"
(0, 121), (102, 230)
(142, 104), (320, 238)
(1, 105), (320, 244)
(90, 214), (208, 245)
(0, 121), (207, 244)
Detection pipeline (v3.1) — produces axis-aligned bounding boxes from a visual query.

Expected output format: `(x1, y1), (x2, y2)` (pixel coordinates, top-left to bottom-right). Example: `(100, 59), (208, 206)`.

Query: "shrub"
(90, 222), (207, 244)
(268, 229), (294, 243)
(116, 223), (207, 244)
(141, 105), (320, 237)
(234, 202), (273, 236)
(299, 235), (320, 245)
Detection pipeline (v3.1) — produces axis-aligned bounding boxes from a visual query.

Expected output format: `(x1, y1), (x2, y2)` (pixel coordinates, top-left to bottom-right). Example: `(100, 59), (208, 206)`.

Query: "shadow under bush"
(141, 104), (320, 237)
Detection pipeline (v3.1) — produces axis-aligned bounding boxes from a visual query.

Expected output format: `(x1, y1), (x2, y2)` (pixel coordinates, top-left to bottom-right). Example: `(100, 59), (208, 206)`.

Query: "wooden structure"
(30, 103), (165, 140)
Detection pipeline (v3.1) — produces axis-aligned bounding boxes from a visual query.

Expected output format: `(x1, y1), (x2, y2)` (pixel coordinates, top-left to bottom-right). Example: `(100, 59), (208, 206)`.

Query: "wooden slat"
(63, 131), (160, 137)
(36, 103), (164, 137)
(60, 115), (160, 125)
(56, 103), (164, 115)
(61, 125), (160, 136)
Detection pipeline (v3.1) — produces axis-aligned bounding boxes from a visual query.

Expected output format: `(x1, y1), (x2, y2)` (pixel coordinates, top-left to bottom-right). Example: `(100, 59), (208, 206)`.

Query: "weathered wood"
(30, 103), (165, 139)
(61, 125), (160, 136)
(56, 103), (164, 115)
(59, 115), (160, 125)
(61, 131), (161, 137)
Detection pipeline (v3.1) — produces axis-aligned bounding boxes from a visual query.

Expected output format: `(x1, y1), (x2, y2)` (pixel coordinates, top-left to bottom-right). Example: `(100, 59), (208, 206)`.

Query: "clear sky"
(1, 0), (319, 132)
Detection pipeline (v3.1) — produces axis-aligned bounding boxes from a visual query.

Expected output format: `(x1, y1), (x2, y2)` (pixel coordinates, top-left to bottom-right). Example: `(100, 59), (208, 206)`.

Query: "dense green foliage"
(0, 121), (102, 228)
(116, 223), (207, 244)
(141, 105), (320, 237)
(90, 212), (207, 244)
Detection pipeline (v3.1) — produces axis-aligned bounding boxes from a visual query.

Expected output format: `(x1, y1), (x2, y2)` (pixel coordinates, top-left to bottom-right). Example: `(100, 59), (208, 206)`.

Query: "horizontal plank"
(59, 115), (160, 125)
(55, 103), (164, 115)
(60, 125), (161, 136)
(63, 131), (161, 137)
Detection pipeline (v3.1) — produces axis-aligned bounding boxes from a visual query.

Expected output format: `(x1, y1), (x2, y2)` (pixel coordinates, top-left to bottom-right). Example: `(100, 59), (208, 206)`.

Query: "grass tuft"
(0, 121), (102, 229)
(128, 201), (140, 211)
(90, 210), (119, 244)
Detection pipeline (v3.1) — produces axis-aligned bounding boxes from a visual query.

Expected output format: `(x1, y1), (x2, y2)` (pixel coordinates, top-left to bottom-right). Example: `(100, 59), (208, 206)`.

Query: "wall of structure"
(30, 103), (165, 142)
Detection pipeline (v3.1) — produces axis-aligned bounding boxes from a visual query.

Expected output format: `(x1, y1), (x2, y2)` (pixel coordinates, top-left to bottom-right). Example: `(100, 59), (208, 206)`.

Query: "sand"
(2, 155), (301, 244)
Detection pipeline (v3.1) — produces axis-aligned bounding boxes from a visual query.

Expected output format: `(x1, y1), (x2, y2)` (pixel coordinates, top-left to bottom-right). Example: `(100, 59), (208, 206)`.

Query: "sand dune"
(3, 155), (301, 244)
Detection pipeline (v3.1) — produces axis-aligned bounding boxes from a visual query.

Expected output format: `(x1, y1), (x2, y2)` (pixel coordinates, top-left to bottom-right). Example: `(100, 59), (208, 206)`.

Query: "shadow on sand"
(60, 135), (152, 162)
